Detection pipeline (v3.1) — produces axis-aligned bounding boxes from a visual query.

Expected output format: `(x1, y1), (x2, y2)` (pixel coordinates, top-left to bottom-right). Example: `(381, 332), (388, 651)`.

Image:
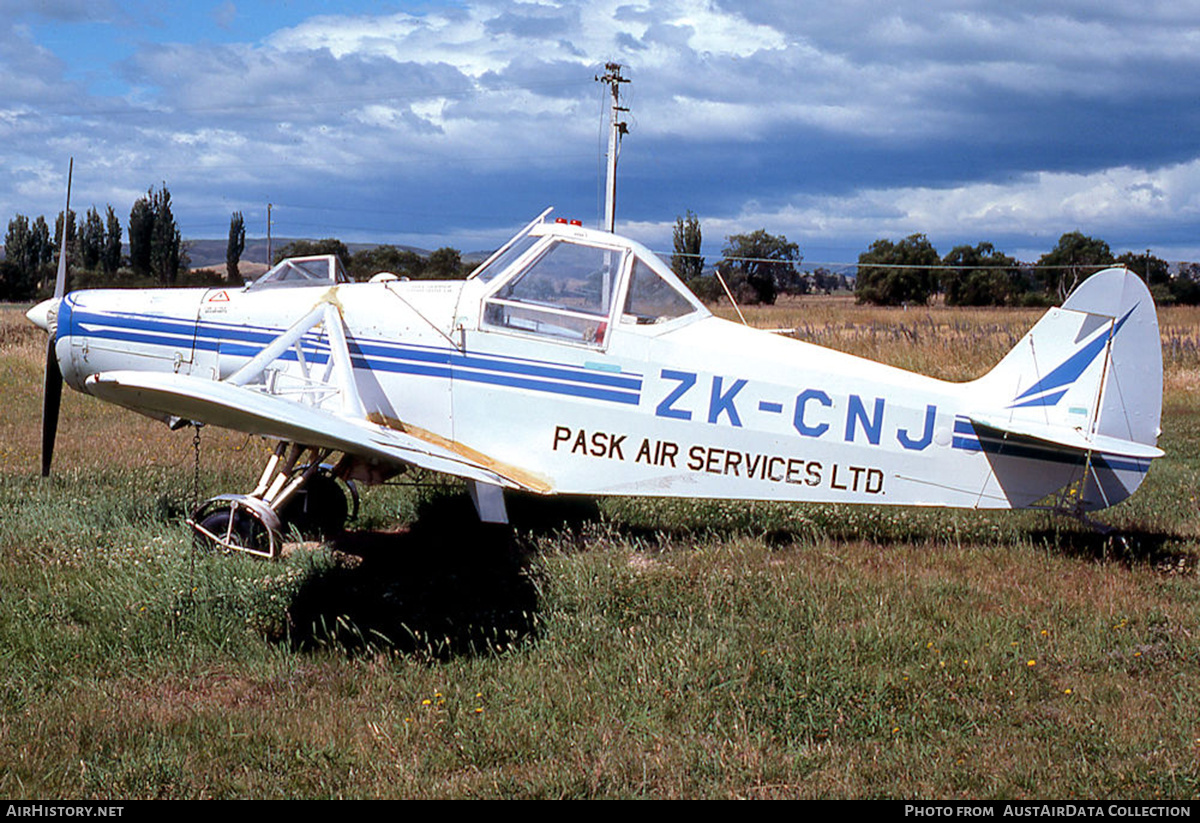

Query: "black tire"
(278, 472), (349, 538)
(194, 507), (269, 554)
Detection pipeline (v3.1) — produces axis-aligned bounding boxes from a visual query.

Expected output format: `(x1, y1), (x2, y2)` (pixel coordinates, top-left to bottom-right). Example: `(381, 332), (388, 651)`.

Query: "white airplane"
(28, 200), (1164, 556)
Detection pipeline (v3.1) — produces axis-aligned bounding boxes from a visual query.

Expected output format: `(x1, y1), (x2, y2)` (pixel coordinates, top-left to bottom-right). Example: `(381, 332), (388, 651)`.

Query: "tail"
(964, 267), (1162, 511)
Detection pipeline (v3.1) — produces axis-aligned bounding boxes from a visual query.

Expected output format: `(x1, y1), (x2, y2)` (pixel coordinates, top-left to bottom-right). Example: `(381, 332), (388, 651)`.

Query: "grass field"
(1, 298), (1198, 799)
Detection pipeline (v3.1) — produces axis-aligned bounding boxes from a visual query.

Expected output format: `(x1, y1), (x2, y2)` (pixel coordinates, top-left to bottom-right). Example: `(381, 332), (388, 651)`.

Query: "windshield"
(247, 255), (348, 290)
(470, 234), (540, 284)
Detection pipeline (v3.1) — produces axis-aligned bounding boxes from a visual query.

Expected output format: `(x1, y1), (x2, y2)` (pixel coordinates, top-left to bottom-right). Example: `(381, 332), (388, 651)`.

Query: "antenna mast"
(596, 63), (629, 232)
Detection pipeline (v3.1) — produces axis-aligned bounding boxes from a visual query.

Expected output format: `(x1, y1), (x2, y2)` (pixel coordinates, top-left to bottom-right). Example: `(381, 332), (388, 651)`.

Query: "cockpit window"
(622, 256), (698, 323)
(497, 241), (621, 314)
(483, 240), (626, 346)
(247, 255), (348, 290)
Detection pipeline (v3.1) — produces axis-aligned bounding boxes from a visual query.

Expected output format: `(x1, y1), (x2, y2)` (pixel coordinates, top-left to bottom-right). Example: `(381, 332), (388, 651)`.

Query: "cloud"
(3, 0), (1200, 265)
(622, 158), (1200, 263)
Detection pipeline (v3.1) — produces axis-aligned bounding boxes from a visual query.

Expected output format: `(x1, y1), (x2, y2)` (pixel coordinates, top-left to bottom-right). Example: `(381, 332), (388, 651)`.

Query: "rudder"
(970, 267), (1162, 509)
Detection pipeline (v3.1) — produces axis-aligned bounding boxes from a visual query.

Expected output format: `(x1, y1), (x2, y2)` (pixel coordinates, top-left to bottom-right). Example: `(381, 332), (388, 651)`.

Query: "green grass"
(1, 301), (1198, 798)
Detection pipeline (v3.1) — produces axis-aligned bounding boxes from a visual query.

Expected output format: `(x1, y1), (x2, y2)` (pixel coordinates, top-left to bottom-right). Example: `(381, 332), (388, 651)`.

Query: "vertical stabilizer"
(969, 267), (1162, 509)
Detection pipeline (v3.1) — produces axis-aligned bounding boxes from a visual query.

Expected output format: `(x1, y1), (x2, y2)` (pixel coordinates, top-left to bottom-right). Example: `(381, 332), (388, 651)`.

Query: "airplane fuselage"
(49, 244), (1154, 512)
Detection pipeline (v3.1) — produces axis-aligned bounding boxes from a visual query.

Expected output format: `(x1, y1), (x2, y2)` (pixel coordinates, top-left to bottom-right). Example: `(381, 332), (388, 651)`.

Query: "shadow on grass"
(1028, 527), (1197, 572)
(284, 492), (602, 659)
(283, 493), (1195, 658)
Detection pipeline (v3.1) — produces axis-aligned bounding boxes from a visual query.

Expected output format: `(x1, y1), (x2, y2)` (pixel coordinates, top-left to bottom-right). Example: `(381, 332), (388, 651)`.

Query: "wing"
(86, 369), (550, 493)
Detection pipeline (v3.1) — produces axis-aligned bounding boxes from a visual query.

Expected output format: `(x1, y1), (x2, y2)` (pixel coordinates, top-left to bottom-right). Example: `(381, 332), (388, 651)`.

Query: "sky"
(3, 0), (1200, 266)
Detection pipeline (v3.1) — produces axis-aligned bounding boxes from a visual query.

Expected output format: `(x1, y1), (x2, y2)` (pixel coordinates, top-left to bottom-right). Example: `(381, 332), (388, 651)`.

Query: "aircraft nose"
(26, 297), (60, 333)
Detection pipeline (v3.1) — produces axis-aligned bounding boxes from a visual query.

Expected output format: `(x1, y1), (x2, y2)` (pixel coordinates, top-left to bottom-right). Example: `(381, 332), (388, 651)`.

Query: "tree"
(1036, 232), (1113, 299)
(1171, 262), (1200, 305)
(149, 184), (182, 285)
(349, 246), (426, 280)
(226, 211), (246, 282)
(811, 267), (848, 294)
(127, 184), (183, 284)
(941, 242), (1020, 306)
(855, 234), (940, 306)
(719, 229), (802, 305)
(31, 216), (51, 290)
(103, 206), (122, 276)
(0, 261), (20, 301)
(273, 238), (350, 268)
(128, 195), (153, 277)
(427, 246), (465, 279)
(4, 214), (38, 299)
(80, 206), (105, 272)
(671, 210), (704, 282)
(1115, 251), (1169, 286)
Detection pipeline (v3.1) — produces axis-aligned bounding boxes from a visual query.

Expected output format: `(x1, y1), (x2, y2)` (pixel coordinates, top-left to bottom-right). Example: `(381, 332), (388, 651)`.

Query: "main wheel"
(193, 506), (270, 555)
(278, 471), (349, 538)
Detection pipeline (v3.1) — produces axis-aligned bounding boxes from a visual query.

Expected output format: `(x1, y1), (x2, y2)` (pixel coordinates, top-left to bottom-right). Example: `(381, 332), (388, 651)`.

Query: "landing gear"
(192, 497), (277, 556)
(189, 442), (359, 558)
(279, 468), (352, 537)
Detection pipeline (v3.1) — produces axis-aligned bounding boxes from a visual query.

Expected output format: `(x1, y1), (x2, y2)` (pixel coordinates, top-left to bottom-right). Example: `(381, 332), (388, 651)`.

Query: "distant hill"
(181, 238), (495, 269)
(183, 238), (433, 269)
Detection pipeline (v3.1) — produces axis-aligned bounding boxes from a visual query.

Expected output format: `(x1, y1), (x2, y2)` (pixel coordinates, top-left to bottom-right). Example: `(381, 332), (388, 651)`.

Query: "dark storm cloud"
(4, 0), (1200, 262)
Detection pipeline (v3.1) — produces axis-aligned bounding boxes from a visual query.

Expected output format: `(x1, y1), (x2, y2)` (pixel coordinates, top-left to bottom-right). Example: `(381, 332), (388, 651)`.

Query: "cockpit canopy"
(473, 215), (706, 347)
(247, 255), (349, 291)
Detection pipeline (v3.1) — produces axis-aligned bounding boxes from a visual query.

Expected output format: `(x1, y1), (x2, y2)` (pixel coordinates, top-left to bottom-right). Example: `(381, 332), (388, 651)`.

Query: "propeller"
(40, 158), (72, 477)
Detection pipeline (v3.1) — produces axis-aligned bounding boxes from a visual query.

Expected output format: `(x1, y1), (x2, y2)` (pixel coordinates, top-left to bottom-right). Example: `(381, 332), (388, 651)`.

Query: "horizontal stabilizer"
(86, 370), (549, 492)
(968, 412), (1164, 460)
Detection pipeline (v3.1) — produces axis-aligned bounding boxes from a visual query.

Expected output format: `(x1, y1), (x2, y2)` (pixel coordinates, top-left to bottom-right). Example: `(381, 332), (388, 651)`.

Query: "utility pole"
(266, 203), (273, 266)
(596, 63), (629, 233)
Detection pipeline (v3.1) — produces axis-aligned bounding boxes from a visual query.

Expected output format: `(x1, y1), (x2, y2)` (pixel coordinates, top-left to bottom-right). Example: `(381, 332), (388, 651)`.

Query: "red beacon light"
(553, 218), (586, 226)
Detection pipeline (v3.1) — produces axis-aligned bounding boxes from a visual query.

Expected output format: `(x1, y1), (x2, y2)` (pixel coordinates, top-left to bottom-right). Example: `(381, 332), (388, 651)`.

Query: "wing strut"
(224, 291), (366, 419)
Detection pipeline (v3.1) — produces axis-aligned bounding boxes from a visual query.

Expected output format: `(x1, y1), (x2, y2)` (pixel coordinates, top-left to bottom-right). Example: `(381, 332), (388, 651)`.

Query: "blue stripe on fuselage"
(66, 307), (643, 405)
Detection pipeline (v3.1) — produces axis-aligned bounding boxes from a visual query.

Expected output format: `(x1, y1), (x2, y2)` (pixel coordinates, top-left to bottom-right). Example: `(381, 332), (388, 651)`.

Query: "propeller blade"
(41, 337), (63, 477)
(41, 157), (72, 477)
(53, 157), (73, 299)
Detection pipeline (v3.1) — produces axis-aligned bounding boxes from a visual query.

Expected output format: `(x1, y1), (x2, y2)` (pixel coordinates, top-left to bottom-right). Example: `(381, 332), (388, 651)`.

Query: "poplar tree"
(80, 206), (105, 271)
(671, 210), (704, 282)
(149, 184), (181, 285)
(103, 206), (122, 276)
(129, 194), (153, 277)
(227, 211), (245, 282)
